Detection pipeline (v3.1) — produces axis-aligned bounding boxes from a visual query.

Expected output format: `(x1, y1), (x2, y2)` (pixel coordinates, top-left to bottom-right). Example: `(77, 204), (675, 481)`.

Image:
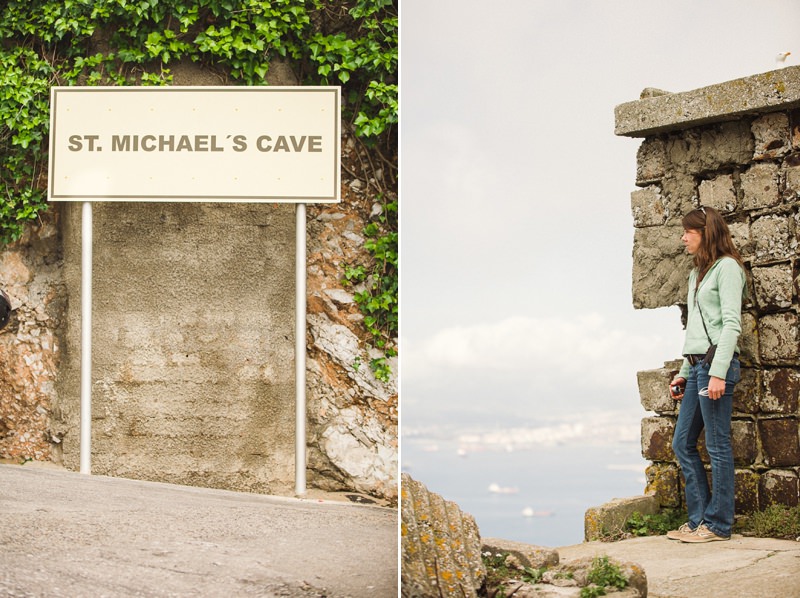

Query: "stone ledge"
(615, 65), (800, 137)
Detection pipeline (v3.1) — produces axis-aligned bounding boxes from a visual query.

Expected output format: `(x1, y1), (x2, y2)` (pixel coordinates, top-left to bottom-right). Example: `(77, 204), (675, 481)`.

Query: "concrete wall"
(617, 66), (800, 513)
(55, 202), (297, 494)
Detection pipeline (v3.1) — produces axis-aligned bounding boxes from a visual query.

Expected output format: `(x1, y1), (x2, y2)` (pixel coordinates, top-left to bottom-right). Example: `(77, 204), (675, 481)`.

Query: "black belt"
(685, 352), (739, 366)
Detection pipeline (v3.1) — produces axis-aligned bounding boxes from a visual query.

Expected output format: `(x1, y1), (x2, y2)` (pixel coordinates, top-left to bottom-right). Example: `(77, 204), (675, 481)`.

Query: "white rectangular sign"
(48, 86), (340, 203)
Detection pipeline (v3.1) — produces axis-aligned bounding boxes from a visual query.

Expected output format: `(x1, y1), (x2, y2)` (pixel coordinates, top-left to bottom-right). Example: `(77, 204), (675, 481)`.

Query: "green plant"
(0, 0), (397, 374)
(625, 508), (687, 537)
(0, 0), (397, 243)
(342, 195), (397, 382)
(740, 504), (800, 540)
(580, 556), (628, 598)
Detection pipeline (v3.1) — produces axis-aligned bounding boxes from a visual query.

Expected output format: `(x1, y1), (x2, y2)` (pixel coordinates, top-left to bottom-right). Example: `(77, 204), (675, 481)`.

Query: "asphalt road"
(0, 464), (397, 597)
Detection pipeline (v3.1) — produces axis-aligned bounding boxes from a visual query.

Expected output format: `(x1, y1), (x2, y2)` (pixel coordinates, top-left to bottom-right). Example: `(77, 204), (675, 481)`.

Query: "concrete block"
(584, 495), (659, 541)
(644, 463), (681, 508)
(637, 362), (681, 414)
(735, 469), (761, 514)
(752, 112), (791, 160)
(630, 186), (666, 227)
(632, 226), (692, 309)
(740, 162), (781, 210)
(785, 164), (800, 200)
(733, 366), (760, 415)
(698, 174), (736, 213)
(758, 312), (800, 363)
(759, 469), (800, 508)
(698, 121), (754, 172)
(636, 137), (667, 185)
(738, 312), (760, 368)
(761, 368), (800, 414)
(759, 417), (800, 467)
(752, 263), (794, 311)
(792, 109), (800, 148)
(751, 214), (795, 263)
(641, 416), (675, 462)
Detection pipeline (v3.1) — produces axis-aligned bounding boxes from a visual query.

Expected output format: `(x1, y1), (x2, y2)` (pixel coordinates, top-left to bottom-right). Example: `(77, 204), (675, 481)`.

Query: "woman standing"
(667, 206), (746, 543)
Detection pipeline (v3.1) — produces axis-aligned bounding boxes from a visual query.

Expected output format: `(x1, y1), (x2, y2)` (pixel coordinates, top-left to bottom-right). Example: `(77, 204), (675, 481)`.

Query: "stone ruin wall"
(618, 66), (800, 514)
(0, 59), (397, 502)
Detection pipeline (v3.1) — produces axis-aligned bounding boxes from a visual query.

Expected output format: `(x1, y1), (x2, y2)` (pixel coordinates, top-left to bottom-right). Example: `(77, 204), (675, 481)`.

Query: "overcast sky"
(399, 0), (800, 428)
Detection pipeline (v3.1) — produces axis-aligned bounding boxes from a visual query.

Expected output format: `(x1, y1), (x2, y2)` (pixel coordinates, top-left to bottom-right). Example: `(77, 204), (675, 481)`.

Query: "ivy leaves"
(0, 0), (398, 379)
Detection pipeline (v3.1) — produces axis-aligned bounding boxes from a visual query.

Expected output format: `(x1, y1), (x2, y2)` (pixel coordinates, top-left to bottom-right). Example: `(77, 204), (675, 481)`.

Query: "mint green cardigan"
(678, 256), (746, 380)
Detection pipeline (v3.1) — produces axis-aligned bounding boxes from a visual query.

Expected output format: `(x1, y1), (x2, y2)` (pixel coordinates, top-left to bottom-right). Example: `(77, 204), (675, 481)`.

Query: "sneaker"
(666, 522), (695, 541)
(680, 523), (730, 543)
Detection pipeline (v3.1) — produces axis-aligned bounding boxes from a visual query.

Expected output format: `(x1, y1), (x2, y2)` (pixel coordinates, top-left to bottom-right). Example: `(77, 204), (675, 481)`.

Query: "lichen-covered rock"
(481, 537), (559, 570)
(401, 473), (485, 598)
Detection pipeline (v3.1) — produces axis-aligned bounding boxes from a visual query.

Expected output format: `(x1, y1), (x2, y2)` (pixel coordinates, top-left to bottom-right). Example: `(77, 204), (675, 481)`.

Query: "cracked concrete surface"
(0, 464), (397, 597)
(558, 534), (800, 598)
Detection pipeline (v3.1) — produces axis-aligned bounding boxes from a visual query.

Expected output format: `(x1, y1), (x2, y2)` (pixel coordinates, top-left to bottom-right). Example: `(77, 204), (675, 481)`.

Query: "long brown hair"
(682, 206), (743, 282)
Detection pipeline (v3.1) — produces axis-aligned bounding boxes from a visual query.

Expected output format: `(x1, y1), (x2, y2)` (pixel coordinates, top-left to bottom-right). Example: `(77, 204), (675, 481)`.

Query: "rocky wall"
(618, 66), (800, 513)
(0, 59), (397, 502)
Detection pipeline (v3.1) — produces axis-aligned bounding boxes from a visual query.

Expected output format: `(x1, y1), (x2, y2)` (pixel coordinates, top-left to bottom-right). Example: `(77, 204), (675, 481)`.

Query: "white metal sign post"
(49, 86), (341, 495)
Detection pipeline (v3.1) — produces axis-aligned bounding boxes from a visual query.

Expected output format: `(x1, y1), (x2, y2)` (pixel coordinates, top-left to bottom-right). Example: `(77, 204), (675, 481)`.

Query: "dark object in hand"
(670, 381), (686, 399)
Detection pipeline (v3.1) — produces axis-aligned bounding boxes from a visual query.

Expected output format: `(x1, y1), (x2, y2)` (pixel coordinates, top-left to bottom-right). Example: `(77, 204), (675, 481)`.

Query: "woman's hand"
(670, 377), (686, 400)
(706, 376), (726, 400)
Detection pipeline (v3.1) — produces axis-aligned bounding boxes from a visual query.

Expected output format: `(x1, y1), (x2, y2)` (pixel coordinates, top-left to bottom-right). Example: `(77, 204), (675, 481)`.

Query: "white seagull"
(776, 51), (792, 66)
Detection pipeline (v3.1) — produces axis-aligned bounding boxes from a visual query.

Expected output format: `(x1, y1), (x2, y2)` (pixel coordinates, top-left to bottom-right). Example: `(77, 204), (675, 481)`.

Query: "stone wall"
(0, 59), (397, 501)
(617, 66), (800, 513)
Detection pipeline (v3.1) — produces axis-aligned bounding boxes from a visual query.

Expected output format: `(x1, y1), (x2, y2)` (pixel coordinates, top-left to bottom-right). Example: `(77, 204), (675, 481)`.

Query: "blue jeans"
(671, 357), (740, 538)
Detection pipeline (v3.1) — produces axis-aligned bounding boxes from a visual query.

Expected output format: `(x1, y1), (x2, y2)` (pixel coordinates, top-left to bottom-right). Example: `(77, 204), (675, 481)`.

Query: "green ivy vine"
(0, 0), (397, 378)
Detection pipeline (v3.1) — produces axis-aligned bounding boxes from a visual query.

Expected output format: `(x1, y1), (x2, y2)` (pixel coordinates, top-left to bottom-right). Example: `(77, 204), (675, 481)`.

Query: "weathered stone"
(0, 211), (62, 464)
(555, 556), (647, 598)
(738, 312), (760, 367)
(758, 312), (800, 363)
(665, 131), (701, 172)
(641, 417), (675, 462)
(752, 112), (791, 160)
(481, 538), (559, 569)
(733, 366), (760, 414)
(698, 121), (755, 172)
(662, 175), (700, 230)
(732, 420), (759, 466)
(632, 226), (692, 309)
(728, 220), (754, 262)
(740, 162), (781, 210)
(792, 109), (800, 148)
(735, 469), (761, 514)
(759, 418), (800, 467)
(401, 474), (485, 598)
(752, 263), (794, 311)
(584, 495), (658, 542)
(615, 65), (800, 137)
(644, 463), (681, 508)
(785, 164), (800, 200)
(637, 361), (681, 415)
(761, 368), (800, 414)
(698, 174), (736, 213)
(636, 137), (667, 185)
(630, 186), (666, 227)
(752, 214), (796, 263)
(759, 469), (800, 508)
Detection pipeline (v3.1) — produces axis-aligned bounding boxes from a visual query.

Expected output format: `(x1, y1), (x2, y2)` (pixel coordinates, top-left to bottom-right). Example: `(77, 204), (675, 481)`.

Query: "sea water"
(402, 416), (648, 548)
